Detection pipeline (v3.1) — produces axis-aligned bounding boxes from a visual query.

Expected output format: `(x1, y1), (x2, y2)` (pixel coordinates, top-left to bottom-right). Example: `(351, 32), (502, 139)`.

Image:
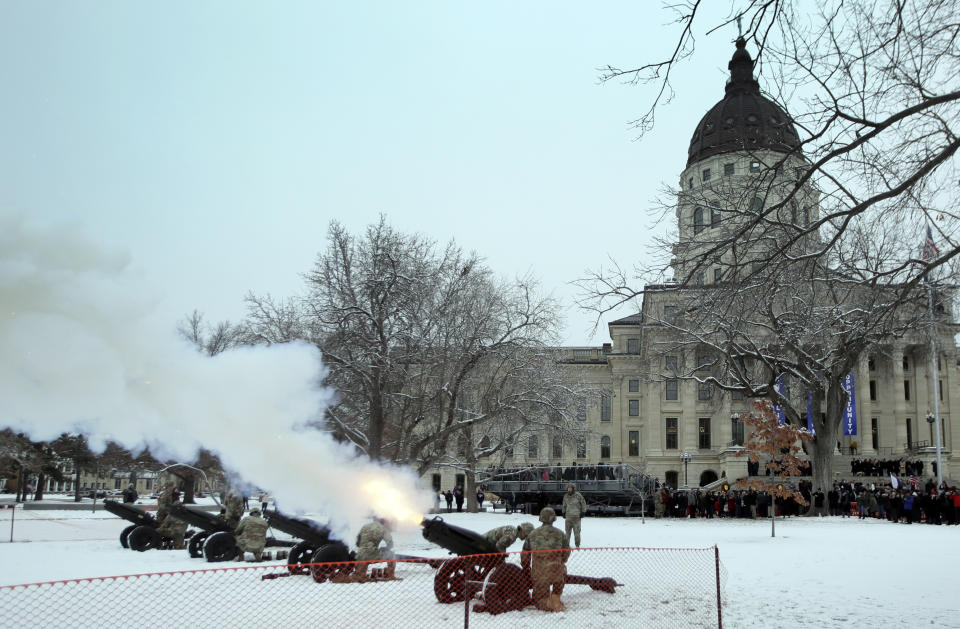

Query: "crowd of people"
(484, 462), (628, 483)
(849, 457), (927, 477)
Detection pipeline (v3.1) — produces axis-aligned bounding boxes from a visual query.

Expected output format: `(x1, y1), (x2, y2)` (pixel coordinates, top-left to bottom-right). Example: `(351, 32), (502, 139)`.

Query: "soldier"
(334, 517), (396, 582)
(561, 482), (587, 548)
(521, 507), (569, 612)
(156, 482), (176, 524)
(155, 490), (188, 549)
(484, 522), (535, 553)
(224, 491), (245, 529)
(234, 508), (269, 561)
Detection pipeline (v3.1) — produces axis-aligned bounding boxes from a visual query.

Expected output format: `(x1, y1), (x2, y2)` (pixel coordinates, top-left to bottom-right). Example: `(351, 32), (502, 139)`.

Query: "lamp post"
(926, 412), (942, 488)
(680, 452), (692, 487)
(731, 412), (741, 446)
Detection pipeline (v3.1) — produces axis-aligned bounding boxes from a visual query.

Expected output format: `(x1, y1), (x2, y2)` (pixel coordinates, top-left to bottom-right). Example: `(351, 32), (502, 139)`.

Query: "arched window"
(710, 203), (721, 227)
(693, 207), (705, 234)
(600, 436), (611, 459)
(527, 435), (539, 459)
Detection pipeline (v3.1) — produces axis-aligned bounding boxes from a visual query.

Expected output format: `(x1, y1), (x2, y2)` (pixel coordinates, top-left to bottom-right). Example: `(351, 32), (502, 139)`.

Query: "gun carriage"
(103, 500), (179, 552)
(260, 509), (351, 576)
(420, 516), (618, 613)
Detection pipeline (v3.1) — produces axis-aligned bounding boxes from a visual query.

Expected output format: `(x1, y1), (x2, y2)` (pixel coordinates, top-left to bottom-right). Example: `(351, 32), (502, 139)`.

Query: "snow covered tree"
(582, 0), (959, 494)
(50, 433), (95, 502)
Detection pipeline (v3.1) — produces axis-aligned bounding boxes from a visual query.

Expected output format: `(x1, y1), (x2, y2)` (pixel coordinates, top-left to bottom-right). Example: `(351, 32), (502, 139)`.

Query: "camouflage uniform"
(342, 520), (394, 581)
(521, 509), (569, 612)
(562, 483), (587, 547)
(155, 498), (188, 549)
(156, 485), (176, 524)
(224, 492), (245, 529)
(234, 511), (269, 561)
(484, 523), (534, 553)
(484, 525), (519, 553)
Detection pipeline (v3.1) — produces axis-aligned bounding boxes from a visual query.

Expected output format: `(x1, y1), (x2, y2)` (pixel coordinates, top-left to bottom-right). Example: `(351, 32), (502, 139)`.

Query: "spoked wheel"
(309, 542), (353, 583)
(433, 556), (502, 604)
(119, 525), (137, 549)
(286, 541), (318, 574)
(128, 525), (161, 552)
(481, 563), (531, 614)
(188, 532), (210, 558)
(203, 531), (238, 563)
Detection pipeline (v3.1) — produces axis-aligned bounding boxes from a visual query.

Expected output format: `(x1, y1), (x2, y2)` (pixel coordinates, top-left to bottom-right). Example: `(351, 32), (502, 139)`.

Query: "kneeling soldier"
(521, 507), (570, 612)
(335, 517), (396, 582)
(234, 508), (268, 561)
(155, 491), (188, 550)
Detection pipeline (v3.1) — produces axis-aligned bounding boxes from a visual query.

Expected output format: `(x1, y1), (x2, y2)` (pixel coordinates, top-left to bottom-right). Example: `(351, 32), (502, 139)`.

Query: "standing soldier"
(234, 508), (269, 561)
(561, 482), (587, 548)
(155, 490), (188, 549)
(521, 507), (569, 612)
(156, 482), (176, 524)
(224, 491), (245, 529)
(484, 522), (535, 553)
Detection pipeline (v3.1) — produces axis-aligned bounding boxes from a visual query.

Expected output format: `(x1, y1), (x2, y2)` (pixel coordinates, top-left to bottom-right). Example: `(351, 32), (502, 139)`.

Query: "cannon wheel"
(119, 525), (137, 549)
(286, 541), (318, 574)
(188, 531), (210, 558)
(128, 525), (161, 552)
(203, 531), (238, 563)
(434, 557), (499, 604)
(481, 563), (530, 614)
(309, 542), (353, 583)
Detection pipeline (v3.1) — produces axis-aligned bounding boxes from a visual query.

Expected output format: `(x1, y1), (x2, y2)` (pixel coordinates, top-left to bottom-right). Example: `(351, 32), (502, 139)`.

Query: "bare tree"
(597, 0), (959, 283)
(178, 309), (246, 356)
(584, 0), (960, 494)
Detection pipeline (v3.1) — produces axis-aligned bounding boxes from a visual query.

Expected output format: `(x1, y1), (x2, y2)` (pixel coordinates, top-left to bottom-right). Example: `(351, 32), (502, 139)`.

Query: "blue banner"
(774, 374), (787, 425)
(842, 373), (857, 436)
(807, 391), (816, 437)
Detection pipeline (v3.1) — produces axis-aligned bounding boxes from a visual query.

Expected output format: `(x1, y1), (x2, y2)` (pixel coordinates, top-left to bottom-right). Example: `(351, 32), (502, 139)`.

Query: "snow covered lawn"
(1, 508), (957, 628)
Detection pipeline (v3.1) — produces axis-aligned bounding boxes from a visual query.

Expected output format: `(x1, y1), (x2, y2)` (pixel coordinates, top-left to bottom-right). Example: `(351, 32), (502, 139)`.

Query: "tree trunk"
(73, 466), (82, 502)
(34, 472), (45, 501)
(809, 379), (846, 510)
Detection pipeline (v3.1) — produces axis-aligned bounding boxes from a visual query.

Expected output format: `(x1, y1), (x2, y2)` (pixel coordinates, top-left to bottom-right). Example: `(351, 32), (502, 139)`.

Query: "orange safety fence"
(0, 547), (727, 628)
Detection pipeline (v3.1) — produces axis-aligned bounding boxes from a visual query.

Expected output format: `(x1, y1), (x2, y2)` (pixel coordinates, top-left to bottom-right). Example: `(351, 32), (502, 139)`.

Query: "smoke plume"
(0, 213), (430, 537)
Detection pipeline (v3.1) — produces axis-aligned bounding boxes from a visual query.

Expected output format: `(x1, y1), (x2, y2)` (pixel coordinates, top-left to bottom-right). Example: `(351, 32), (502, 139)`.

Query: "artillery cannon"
(168, 504), (239, 562)
(102, 500), (177, 552)
(261, 509), (351, 576)
(421, 516), (619, 613)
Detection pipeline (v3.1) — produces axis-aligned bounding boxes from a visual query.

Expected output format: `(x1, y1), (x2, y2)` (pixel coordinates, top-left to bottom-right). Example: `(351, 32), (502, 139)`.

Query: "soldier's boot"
(254, 551), (263, 562)
(383, 562), (397, 580)
(550, 594), (565, 612)
(534, 597), (554, 612)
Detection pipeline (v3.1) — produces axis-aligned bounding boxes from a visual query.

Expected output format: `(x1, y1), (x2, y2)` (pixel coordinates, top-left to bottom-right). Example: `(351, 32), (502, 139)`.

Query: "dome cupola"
(686, 38), (800, 167)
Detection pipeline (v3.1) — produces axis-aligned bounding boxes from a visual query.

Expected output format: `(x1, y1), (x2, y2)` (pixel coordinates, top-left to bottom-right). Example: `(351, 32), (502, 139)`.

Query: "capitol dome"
(686, 38), (800, 167)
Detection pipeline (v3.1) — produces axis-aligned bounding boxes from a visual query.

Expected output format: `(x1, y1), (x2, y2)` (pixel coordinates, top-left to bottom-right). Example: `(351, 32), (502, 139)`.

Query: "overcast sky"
(1, 1), (749, 346)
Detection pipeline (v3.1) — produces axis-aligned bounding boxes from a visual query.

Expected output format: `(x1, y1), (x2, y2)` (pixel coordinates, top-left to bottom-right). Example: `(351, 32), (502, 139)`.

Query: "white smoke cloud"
(0, 212), (430, 538)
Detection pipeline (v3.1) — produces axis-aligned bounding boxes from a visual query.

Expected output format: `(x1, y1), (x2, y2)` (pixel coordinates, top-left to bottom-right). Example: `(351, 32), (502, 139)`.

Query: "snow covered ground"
(1, 505), (958, 628)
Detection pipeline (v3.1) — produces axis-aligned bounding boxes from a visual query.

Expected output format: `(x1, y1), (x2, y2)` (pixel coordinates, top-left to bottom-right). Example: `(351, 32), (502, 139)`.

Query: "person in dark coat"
(444, 490), (453, 511)
(121, 483), (138, 504)
(454, 486), (464, 512)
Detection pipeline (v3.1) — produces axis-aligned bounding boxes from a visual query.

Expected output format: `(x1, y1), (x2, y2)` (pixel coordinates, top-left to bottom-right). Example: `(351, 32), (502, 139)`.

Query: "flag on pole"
(890, 474), (899, 489)
(922, 224), (940, 260)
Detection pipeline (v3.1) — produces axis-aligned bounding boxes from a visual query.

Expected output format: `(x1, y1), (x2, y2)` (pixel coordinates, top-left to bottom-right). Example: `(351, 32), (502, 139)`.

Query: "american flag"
(909, 475), (920, 490)
(922, 224), (940, 260)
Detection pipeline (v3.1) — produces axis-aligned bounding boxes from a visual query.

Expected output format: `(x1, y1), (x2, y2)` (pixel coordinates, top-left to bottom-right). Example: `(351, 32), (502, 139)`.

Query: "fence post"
(463, 569), (470, 629)
(8, 503), (15, 542)
(714, 545), (723, 629)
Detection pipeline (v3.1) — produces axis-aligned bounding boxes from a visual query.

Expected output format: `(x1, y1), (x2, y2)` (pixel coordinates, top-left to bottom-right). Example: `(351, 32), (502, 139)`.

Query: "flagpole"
(927, 281), (943, 489)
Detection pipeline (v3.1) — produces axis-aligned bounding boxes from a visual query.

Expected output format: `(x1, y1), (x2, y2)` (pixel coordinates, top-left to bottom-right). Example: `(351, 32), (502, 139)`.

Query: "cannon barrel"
(103, 499), (158, 527)
(421, 516), (499, 556)
(169, 504), (234, 533)
(263, 509), (333, 546)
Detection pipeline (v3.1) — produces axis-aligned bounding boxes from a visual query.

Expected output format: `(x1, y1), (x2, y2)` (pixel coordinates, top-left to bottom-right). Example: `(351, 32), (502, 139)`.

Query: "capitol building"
(428, 39), (956, 496)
